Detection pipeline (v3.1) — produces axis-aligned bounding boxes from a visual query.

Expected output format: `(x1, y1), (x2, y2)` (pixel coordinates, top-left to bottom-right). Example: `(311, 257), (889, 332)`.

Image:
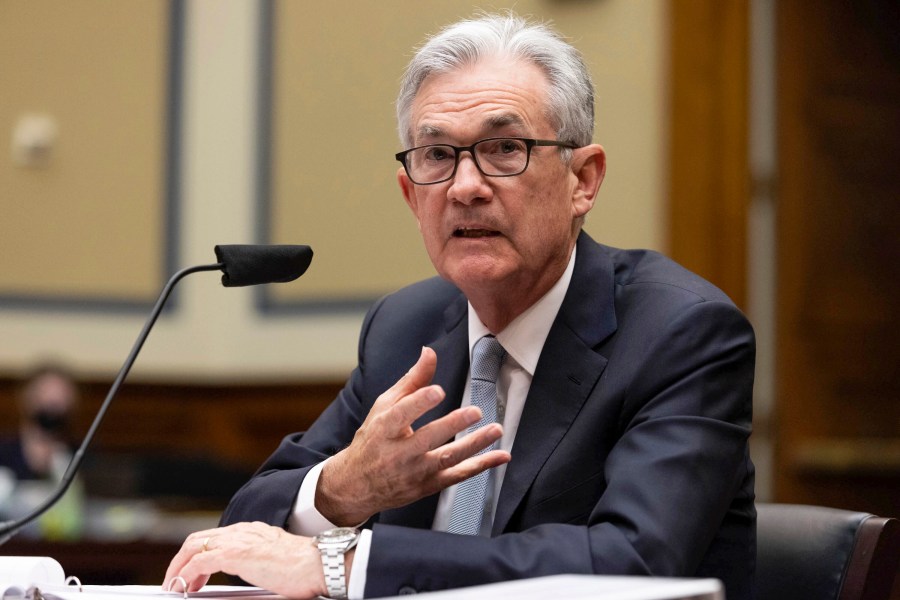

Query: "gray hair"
(396, 12), (595, 150)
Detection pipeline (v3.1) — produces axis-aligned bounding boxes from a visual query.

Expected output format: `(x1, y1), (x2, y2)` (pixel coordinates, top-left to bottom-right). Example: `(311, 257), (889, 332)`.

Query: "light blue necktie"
(446, 335), (506, 535)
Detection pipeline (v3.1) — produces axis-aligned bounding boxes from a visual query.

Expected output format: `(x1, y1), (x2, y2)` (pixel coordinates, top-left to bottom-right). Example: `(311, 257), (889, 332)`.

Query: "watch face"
(318, 527), (359, 544)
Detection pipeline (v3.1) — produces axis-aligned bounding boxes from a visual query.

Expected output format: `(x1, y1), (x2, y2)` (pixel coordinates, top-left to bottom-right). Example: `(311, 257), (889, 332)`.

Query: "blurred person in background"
(0, 362), (84, 539)
(0, 363), (79, 482)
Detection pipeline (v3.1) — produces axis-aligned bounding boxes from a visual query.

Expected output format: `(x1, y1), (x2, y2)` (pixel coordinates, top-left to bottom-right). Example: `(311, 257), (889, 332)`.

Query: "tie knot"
(471, 335), (506, 383)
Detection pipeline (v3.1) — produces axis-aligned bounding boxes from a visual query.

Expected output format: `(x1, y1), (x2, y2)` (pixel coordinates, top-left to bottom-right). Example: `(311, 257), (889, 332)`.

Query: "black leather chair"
(756, 503), (900, 600)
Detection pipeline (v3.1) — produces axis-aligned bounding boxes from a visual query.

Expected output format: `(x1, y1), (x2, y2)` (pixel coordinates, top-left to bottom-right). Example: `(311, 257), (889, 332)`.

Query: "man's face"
(398, 57), (597, 304)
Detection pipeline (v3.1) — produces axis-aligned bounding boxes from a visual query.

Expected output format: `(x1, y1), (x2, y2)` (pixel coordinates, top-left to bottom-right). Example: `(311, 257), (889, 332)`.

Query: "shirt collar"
(468, 246), (576, 376)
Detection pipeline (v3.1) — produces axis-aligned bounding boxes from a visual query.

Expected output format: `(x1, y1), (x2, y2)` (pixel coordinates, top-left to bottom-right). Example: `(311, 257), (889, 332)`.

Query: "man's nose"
(448, 153), (489, 203)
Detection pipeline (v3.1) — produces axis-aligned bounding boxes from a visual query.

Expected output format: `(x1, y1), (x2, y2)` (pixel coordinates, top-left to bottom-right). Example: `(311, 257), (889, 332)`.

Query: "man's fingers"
(374, 347), (437, 410)
(426, 421), (505, 469)
(395, 346), (438, 397)
(383, 384), (445, 436)
(420, 406), (482, 449)
(164, 557), (211, 592)
(438, 448), (512, 488)
(177, 553), (224, 592)
(414, 406), (486, 452)
(164, 529), (219, 590)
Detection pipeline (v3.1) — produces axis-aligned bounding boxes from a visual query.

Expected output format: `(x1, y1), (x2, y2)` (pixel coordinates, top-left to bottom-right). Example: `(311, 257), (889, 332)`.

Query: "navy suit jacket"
(221, 232), (756, 599)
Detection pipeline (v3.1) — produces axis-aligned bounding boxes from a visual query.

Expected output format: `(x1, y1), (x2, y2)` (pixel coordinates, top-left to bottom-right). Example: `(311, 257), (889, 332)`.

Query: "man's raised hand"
(315, 346), (511, 525)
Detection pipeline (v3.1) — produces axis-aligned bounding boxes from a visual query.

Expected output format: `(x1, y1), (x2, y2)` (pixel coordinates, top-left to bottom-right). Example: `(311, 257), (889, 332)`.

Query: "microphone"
(215, 244), (313, 287)
(0, 244), (313, 544)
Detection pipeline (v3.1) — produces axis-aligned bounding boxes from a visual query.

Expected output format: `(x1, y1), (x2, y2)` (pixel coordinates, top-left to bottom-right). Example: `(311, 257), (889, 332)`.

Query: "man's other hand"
(163, 522), (331, 599)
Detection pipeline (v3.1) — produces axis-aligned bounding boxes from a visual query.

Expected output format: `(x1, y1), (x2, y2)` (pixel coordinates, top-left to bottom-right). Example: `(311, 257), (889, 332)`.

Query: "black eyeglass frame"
(394, 137), (579, 185)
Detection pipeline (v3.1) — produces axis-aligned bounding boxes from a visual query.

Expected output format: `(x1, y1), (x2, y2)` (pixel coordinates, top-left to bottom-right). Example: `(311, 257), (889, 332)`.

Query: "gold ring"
(201, 536), (211, 552)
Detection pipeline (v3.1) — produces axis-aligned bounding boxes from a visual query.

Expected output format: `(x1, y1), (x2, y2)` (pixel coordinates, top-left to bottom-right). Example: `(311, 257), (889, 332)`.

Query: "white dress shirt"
(288, 248), (576, 598)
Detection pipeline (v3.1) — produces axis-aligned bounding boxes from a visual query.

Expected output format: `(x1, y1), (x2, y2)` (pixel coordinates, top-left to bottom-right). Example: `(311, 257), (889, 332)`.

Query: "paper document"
(2, 584), (278, 600)
(0, 557), (66, 585)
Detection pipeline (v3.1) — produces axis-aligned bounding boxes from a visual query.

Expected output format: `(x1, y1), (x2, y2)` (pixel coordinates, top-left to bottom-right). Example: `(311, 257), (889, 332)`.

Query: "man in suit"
(165, 13), (755, 600)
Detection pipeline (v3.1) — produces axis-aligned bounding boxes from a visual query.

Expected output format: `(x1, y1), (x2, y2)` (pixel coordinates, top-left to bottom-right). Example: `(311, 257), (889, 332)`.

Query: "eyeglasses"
(395, 137), (579, 185)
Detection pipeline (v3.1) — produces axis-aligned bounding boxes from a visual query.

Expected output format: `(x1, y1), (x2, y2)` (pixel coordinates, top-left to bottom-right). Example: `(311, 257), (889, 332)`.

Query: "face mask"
(31, 410), (70, 435)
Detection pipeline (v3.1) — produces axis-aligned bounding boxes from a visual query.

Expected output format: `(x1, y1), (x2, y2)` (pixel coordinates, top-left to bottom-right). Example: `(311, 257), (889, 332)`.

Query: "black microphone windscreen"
(214, 245), (313, 287)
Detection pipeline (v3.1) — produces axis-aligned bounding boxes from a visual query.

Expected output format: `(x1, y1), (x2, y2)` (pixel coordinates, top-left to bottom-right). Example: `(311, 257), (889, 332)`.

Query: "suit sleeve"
(363, 299), (755, 598)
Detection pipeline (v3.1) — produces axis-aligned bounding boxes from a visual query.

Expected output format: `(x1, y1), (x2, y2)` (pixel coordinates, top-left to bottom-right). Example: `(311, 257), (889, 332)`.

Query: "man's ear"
(398, 168), (421, 227)
(570, 144), (606, 218)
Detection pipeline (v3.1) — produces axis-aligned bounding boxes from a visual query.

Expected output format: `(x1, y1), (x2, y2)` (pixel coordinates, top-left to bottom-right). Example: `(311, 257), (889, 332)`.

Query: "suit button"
(398, 586), (417, 595)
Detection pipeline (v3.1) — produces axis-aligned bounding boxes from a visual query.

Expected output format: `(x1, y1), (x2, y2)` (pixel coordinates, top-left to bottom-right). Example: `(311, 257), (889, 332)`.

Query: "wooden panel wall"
(668, 0), (750, 310)
(669, 0), (899, 532)
(774, 0), (900, 518)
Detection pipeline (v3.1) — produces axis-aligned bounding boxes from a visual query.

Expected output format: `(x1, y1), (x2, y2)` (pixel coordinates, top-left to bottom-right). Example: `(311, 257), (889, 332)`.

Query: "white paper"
(2, 584), (279, 600)
(0, 556), (66, 585)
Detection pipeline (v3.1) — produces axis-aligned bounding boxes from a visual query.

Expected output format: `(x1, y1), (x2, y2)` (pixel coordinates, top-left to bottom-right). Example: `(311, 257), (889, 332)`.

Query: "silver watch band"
(320, 547), (348, 600)
(316, 527), (359, 600)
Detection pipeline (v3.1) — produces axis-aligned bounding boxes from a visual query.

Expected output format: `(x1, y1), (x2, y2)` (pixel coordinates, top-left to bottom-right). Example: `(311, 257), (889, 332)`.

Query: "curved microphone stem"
(0, 262), (224, 545)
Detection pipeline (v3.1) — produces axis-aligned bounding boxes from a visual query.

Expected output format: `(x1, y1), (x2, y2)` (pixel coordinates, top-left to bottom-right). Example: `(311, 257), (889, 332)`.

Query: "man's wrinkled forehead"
(415, 112), (527, 144)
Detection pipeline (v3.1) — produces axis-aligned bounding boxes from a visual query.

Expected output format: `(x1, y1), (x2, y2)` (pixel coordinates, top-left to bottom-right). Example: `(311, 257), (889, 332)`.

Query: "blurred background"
(0, 0), (897, 587)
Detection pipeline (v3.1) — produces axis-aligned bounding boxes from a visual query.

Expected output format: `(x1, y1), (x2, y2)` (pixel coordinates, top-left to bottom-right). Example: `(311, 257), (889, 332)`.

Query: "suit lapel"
(378, 292), (469, 530)
(493, 232), (618, 534)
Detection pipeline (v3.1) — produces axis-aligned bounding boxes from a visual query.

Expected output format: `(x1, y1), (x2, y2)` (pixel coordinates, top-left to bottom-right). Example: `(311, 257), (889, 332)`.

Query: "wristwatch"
(314, 527), (360, 600)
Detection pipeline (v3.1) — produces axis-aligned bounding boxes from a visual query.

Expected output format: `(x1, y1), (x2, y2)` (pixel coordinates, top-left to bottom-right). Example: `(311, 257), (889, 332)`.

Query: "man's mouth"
(453, 227), (500, 238)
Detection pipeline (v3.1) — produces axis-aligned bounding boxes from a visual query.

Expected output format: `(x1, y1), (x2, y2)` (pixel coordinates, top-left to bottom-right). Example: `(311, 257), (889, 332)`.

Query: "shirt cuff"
(347, 528), (372, 600)
(286, 459), (336, 536)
